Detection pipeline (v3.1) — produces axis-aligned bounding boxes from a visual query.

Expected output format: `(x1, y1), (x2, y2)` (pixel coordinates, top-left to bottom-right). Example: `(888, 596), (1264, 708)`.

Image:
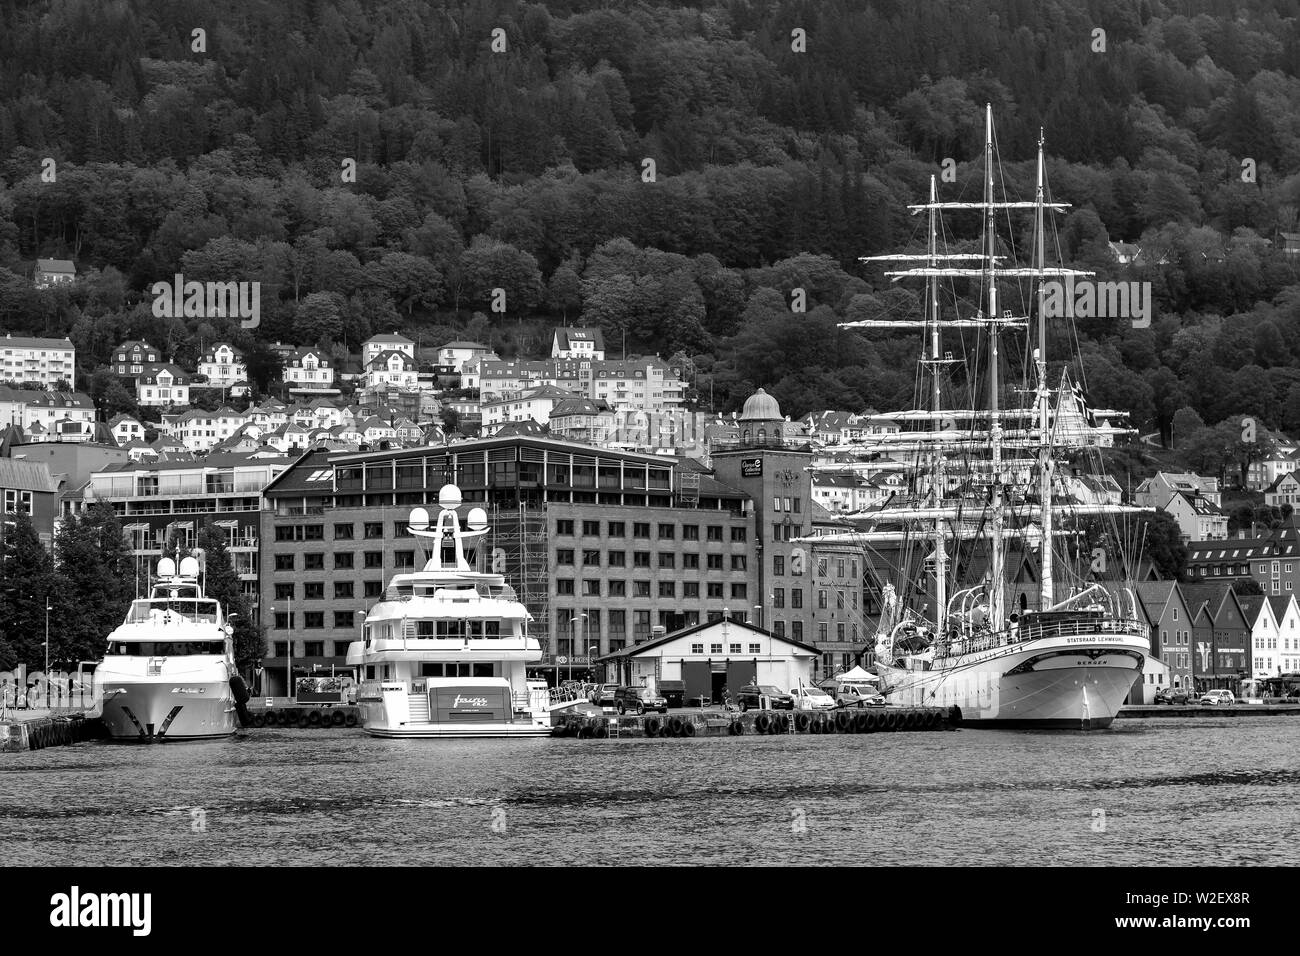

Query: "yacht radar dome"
(157, 557), (176, 578)
(179, 556), (200, 577)
(467, 507), (488, 531)
(438, 484), (462, 510)
(409, 506), (430, 531)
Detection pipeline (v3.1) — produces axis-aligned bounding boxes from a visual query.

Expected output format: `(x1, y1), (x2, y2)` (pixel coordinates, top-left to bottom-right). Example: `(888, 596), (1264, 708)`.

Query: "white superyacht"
(348, 484), (552, 737)
(97, 556), (245, 740)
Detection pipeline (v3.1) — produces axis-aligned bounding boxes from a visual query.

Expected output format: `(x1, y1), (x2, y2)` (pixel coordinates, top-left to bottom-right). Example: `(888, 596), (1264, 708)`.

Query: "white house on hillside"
(365, 350), (419, 389)
(438, 341), (493, 372)
(552, 327), (606, 361)
(136, 364), (191, 407)
(198, 342), (247, 388)
(363, 333), (415, 367)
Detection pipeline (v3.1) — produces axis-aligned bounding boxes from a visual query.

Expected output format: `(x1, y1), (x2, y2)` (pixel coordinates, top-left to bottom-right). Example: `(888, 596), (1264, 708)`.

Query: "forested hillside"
(4, 0), (1300, 464)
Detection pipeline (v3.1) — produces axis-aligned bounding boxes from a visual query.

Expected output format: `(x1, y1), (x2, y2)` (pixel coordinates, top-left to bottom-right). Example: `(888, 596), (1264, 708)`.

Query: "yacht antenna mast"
(984, 103), (1005, 627)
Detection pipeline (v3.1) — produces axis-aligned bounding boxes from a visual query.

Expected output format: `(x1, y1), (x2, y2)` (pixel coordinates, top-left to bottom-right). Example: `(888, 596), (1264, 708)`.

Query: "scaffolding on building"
(678, 470), (700, 507)
(489, 502), (551, 644)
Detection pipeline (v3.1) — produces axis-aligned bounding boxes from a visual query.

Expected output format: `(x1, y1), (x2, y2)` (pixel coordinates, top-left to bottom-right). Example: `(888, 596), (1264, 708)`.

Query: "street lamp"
(44, 600), (51, 707)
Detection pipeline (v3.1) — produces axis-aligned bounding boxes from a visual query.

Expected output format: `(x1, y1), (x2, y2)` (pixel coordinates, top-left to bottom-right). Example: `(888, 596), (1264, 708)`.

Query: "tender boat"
(97, 556), (245, 741)
(348, 484), (552, 737)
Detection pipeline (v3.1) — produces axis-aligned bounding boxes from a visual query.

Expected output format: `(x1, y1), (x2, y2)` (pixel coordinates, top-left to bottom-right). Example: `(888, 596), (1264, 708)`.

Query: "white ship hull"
(358, 680), (552, 739)
(879, 631), (1146, 729)
(99, 676), (237, 741)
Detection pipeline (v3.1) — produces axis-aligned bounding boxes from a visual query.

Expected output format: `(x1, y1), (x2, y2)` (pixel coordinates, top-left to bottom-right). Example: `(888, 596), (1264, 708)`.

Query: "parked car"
(1200, 689), (1235, 706)
(613, 685), (667, 715)
(790, 685), (837, 711)
(588, 683), (619, 706)
(735, 684), (794, 710)
(836, 683), (886, 707)
(1154, 687), (1193, 705)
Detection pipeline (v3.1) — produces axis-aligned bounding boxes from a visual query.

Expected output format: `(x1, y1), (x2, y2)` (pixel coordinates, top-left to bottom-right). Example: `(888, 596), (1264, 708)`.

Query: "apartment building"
(0, 335), (76, 388)
(73, 454), (292, 604)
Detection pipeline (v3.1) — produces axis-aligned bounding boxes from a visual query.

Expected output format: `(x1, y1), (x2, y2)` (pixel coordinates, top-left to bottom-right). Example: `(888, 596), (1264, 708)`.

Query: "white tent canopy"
(834, 665), (878, 684)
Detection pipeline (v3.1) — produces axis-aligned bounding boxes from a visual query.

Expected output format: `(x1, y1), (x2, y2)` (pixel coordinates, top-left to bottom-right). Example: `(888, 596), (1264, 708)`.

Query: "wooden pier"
(0, 713), (106, 752)
(552, 706), (959, 738)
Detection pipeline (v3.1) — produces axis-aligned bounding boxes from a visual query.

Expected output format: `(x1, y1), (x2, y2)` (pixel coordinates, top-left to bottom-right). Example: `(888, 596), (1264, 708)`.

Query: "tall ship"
(347, 484), (553, 738)
(97, 556), (246, 741)
(806, 107), (1150, 728)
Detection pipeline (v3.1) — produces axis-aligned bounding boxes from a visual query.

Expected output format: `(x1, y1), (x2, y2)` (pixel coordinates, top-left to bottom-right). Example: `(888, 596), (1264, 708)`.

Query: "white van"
(836, 682), (885, 707)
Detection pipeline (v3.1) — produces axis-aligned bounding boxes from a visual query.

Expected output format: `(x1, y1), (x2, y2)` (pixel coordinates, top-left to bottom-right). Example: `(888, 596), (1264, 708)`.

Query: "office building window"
(333, 611), (356, 628)
(659, 553), (675, 569)
(607, 521), (625, 536)
(609, 580), (626, 597)
(274, 554), (295, 571)
(334, 582), (354, 599)
(583, 549), (601, 566)
(582, 520), (601, 535)
(608, 551), (626, 567)
(684, 582), (699, 598)
(731, 527), (746, 542)
(773, 555), (784, 576)
(364, 551), (383, 568)
(334, 523), (354, 540)
(658, 523), (675, 539)
(583, 580), (601, 597)
(683, 553), (699, 569)
(275, 583), (294, 601)
(556, 520), (574, 535)
(732, 555), (747, 571)
(634, 581), (651, 597)
(303, 641), (324, 657)
(773, 588), (785, 608)
(707, 583), (724, 598)
(707, 526), (723, 541)
(818, 590), (828, 609)
(731, 583), (747, 599)
(659, 581), (675, 598)
(634, 522), (650, 538)
(364, 522), (384, 539)
(304, 582), (324, 600)
(364, 581), (383, 598)
(304, 553), (324, 570)
(556, 549), (575, 565)
(707, 554), (723, 570)
(683, 525), (699, 541)
(634, 551), (650, 568)
(304, 614), (324, 630)
(334, 552), (354, 569)
(557, 579), (575, 595)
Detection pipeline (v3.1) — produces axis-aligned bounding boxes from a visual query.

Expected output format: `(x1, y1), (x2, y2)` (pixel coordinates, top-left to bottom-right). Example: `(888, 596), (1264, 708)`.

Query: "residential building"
(136, 364), (191, 407)
(1237, 594), (1281, 680)
(108, 414), (147, 448)
(362, 333), (415, 367)
(197, 343), (247, 388)
(1187, 517), (1300, 595)
(0, 335), (76, 388)
(1135, 581), (1195, 691)
(279, 347), (337, 396)
(364, 350), (418, 389)
(110, 341), (161, 378)
(1179, 583), (1251, 693)
(589, 358), (685, 411)
(548, 397), (617, 444)
(551, 327), (606, 361)
(482, 385), (581, 435)
(33, 258), (77, 289)
(160, 407), (249, 454)
(1244, 429), (1299, 491)
(0, 458), (60, 546)
(0, 388), (96, 441)
(1135, 471), (1223, 509)
(437, 341), (493, 373)
(1162, 490), (1229, 542)
(1267, 595), (1299, 678)
(1265, 471), (1300, 509)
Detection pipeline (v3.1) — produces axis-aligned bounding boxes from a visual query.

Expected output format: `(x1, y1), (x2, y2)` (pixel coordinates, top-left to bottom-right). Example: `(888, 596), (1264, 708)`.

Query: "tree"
(0, 512), (57, 670)
(458, 236), (544, 315)
(1137, 511), (1189, 581)
(365, 251), (443, 315)
(242, 341), (283, 396)
(196, 522), (264, 675)
(1230, 577), (1264, 596)
(294, 292), (346, 346)
(52, 503), (133, 667)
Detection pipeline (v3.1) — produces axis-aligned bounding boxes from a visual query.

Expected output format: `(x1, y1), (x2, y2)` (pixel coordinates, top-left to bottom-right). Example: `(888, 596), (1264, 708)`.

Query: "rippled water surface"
(2, 719), (1296, 865)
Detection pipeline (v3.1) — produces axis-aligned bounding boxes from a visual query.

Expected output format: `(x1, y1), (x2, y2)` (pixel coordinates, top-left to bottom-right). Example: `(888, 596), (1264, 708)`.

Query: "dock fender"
(854, 711), (870, 733)
(948, 705), (963, 727)
(754, 713), (771, 734)
(330, 709), (346, 727)
(229, 674), (251, 705)
(668, 716), (683, 736)
(645, 716), (662, 737)
(682, 721), (696, 737)
(835, 711), (852, 733)
(884, 711), (899, 731)
(794, 712), (811, 732)
(306, 709), (322, 727)
(344, 712), (358, 728)
(731, 719), (744, 735)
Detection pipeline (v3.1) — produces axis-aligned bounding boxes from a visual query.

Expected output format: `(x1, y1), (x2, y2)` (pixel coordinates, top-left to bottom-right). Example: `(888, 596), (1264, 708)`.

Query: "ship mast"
(927, 174), (946, 637)
(984, 104), (1005, 627)
(1034, 129), (1054, 610)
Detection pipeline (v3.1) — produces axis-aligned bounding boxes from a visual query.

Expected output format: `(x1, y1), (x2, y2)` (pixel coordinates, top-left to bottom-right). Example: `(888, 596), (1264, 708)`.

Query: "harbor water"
(2, 718), (1295, 866)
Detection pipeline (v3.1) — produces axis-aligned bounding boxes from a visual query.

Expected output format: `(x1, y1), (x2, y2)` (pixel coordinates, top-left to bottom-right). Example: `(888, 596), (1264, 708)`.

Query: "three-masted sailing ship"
(806, 107), (1150, 728)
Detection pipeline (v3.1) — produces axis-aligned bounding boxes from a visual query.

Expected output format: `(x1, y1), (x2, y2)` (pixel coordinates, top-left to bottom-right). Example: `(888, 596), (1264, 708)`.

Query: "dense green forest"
(4, 0), (1300, 473)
